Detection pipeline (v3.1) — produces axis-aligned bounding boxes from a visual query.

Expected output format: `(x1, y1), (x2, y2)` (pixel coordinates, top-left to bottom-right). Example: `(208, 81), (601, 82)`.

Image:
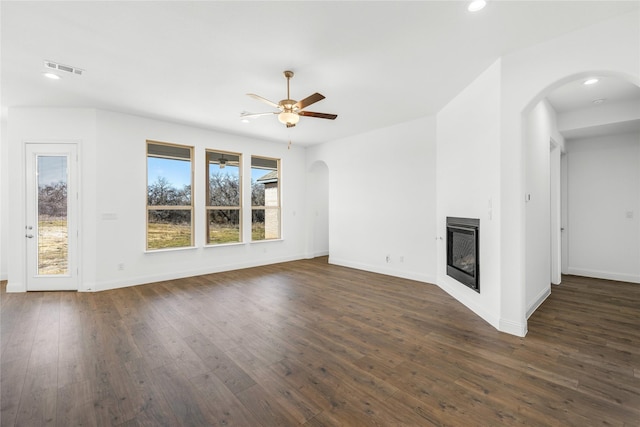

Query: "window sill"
(250, 238), (284, 244)
(204, 242), (246, 249)
(144, 246), (197, 254)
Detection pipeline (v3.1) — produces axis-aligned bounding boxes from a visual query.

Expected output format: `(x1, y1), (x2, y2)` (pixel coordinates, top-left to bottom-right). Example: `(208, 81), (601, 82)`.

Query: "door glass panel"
(37, 155), (68, 275)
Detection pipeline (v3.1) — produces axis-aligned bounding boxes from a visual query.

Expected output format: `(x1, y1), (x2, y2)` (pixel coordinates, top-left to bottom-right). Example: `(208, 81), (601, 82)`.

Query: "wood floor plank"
(234, 383), (302, 426)
(149, 362), (218, 426)
(2, 261), (639, 425)
(188, 370), (264, 427)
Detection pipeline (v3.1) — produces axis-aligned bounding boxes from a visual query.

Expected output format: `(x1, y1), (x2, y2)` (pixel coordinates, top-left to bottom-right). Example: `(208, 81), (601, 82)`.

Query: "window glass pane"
(208, 151), (240, 207)
(207, 209), (240, 244)
(251, 156), (280, 240)
(251, 158), (279, 208)
(147, 210), (192, 249)
(252, 208), (280, 240)
(147, 157), (191, 206)
(251, 209), (265, 240)
(37, 155), (68, 275)
(147, 141), (193, 250)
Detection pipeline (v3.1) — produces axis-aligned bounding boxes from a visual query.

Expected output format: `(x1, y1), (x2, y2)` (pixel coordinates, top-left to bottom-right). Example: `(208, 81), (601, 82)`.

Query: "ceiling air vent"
(44, 60), (84, 76)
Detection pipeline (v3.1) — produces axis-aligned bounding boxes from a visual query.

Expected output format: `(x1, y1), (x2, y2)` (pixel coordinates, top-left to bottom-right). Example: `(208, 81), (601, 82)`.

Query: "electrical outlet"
(117, 263), (125, 271)
(399, 256), (404, 263)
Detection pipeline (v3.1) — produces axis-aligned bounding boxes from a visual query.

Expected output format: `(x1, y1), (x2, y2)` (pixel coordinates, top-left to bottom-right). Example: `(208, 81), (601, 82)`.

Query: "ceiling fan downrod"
(284, 70), (294, 102)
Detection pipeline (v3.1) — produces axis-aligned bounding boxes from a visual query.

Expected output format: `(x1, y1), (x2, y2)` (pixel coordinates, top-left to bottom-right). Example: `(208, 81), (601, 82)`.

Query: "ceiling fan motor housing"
(279, 99), (297, 111)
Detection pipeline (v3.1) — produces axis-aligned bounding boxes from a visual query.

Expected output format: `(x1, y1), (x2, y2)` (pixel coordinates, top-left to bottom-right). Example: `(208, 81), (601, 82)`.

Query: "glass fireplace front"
(446, 217), (480, 292)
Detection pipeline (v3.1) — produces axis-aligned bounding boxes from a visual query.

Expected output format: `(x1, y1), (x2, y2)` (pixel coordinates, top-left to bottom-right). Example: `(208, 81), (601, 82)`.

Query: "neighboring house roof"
(256, 170), (278, 184)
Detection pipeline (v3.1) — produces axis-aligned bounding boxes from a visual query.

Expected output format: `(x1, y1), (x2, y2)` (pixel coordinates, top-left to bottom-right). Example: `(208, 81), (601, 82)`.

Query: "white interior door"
(25, 143), (79, 291)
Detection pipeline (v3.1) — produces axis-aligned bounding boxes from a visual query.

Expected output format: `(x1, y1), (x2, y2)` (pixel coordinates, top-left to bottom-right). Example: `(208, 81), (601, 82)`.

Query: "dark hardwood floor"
(1, 258), (639, 426)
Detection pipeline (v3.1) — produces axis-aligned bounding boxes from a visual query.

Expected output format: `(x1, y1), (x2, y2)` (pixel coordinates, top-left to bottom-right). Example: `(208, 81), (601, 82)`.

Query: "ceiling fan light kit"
(243, 70), (337, 128)
(278, 111), (299, 127)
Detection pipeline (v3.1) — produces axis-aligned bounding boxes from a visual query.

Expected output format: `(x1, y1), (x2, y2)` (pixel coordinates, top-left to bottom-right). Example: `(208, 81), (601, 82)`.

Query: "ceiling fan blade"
(240, 111), (278, 118)
(247, 93), (280, 109)
(295, 93), (325, 110)
(298, 111), (337, 120)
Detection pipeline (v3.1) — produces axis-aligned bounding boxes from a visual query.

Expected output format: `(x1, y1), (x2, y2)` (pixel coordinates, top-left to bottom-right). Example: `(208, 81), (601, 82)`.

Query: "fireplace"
(446, 217), (480, 292)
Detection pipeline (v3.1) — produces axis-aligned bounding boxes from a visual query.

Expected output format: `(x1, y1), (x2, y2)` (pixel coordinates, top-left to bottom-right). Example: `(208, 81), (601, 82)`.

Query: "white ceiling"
(2, 1), (638, 146)
(546, 76), (640, 140)
(547, 77), (640, 113)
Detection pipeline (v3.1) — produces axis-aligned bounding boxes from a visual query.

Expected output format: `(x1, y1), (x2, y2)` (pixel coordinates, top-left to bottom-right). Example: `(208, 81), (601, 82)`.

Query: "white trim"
(249, 238), (284, 244)
(526, 286), (551, 318)
(91, 254), (304, 292)
(204, 242), (246, 249)
(6, 281), (25, 293)
(328, 256), (437, 285)
(567, 268), (640, 284)
(436, 277), (502, 332)
(144, 246), (198, 254)
(306, 250), (329, 259)
(499, 318), (527, 337)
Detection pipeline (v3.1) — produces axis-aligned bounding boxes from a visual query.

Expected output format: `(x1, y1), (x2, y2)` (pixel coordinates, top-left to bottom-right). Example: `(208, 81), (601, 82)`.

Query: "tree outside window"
(146, 141), (193, 250)
(206, 150), (242, 244)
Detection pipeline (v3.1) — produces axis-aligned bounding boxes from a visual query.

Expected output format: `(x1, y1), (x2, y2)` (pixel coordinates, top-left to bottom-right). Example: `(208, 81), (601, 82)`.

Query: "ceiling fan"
(241, 70), (337, 128)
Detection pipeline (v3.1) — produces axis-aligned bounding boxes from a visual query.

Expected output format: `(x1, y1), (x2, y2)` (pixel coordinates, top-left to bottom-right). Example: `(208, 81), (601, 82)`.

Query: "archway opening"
(523, 71), (640, 319)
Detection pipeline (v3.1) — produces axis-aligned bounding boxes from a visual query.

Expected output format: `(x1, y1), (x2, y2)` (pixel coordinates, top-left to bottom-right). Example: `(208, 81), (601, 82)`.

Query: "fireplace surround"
(446, 217), (480, 292)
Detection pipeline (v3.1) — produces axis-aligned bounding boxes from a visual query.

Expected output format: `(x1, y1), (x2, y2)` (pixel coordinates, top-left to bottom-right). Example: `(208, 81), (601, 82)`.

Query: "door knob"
(26, 234), (34, 238)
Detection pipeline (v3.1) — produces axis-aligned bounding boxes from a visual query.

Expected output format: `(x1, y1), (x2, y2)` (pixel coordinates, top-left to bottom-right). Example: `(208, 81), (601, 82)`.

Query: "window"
(206, 150), (242, 245)
(251, 156), (280, 241)
(146, 141), (193, 250)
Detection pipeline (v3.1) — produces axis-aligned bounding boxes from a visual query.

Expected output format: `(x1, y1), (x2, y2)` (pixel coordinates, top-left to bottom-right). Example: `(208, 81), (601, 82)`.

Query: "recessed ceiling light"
(584, 78), (599, 85)
(592, 98), (606, 105)
(468, 0), (487, 12)
(43, 72), (61, 80)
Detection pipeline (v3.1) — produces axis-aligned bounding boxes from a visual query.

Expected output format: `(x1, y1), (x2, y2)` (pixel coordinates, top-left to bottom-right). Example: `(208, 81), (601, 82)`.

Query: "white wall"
(524, 99), (565, 318)
(565, 132), (640, 283)
(436, 59), (502, 330)
(499, 10), (639, 335)
(6, 108), (309, 292)
(307, 116), (437, 284)
(558, 99), (640, 135)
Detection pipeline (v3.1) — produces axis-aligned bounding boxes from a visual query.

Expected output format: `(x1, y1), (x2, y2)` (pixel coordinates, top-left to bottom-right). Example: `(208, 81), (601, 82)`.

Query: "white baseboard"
(499, 318), (527, 337)
(91, 254), (305, 292)
(526, 286), (551, 319)
(6, 281), (24, 293)
(306, 250), (329, 259)
(435, 278), (502, 331)
(328, 257), (437, 284)
(567, 267), (640, 284)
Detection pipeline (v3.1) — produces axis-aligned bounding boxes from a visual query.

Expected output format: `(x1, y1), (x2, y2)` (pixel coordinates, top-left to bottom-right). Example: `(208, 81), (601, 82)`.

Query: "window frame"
(205, 149), (243, 246)
(251, 155), (281, 241)
(146, 140), (194, 251)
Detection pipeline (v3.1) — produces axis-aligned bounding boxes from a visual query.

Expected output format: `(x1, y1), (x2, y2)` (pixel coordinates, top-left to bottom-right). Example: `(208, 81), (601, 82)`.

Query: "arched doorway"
(523, 71), (640, 317)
